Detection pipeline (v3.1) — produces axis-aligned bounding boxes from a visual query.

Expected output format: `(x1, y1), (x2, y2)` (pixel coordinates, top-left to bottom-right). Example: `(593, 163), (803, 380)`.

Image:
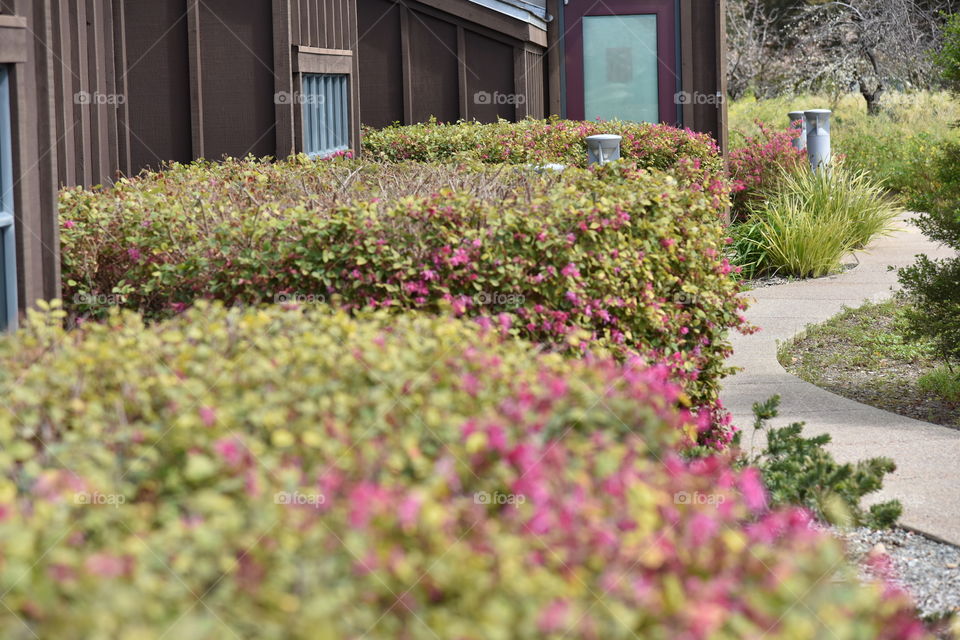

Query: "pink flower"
(85, 553), (131, 578)
(560, 263), (581, 278)
(689, 512), (719, 545)
(537, 599), (569, 633)
(127, 248), (141, 261)
(397, 494), (422, 528)
(450, 248), (469, 266)
(739, 467), (767, 512)
(213, 436), (245, 468)
(199, 406), (216, 427)
(63, 220), (76, 229)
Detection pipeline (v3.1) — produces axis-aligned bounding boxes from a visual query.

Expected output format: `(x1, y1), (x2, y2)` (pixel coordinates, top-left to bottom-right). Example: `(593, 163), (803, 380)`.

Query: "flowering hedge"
(0, 304), (927, 638)
(728, 121), (806, 218)
(361, 117), (724, 175)
(60, 158), (744, 432)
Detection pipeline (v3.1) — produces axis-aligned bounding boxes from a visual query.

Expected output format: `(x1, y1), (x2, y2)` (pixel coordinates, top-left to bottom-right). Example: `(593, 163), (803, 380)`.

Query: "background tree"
(794, 0), (944, 114)
(726, 0), (955, 112)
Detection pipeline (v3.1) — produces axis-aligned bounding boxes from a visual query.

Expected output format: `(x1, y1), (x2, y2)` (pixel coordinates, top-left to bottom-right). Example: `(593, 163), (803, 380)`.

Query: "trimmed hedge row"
(60, 158), (744, 435)
(0, 304), (927, 639)
(360, 117), (724, 174)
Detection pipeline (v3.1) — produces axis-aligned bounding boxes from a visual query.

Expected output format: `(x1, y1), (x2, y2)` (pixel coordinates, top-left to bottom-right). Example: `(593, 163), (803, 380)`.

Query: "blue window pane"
(302, 73), (350, 157)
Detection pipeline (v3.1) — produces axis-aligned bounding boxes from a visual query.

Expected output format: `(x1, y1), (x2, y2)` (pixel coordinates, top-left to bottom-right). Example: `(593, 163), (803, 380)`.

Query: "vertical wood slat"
(51, 0), (74, 186)
(99, 0), (119, 177)
(323, 0), (327, 47)
(273, 0), (294, 158)
(512, 46), (525, 119)
(346, 0), (360, 151)
(456, 25), (467, 119)
(33, 0), (60, 298)
(313, 0), (330, 48)
(399, 6), (412, 124)
(299, 0), (309, 47)
(290, 0), (300, 51)
(10, 0), (39, 308)
(186, 0), (204, 159)
(679, 0), (694, 128)
(545, 0), (561, 116)
(112, 0), (130, 175)
(85, 0), (108, 183)
(68, 1), (91, 186)
(715, 0), (728, 154)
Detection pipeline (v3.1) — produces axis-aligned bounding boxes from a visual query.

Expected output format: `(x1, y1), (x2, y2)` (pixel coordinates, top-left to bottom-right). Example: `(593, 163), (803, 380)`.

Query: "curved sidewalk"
(720, 215), (960, 545)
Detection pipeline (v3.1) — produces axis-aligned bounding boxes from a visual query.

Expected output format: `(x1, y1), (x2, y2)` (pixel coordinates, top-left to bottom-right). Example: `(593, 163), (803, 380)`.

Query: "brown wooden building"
(0, 0), (726, 327)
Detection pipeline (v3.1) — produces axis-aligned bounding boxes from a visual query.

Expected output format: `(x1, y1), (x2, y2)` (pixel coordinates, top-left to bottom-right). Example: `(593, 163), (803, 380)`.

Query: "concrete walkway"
(721, 215), (960, 545)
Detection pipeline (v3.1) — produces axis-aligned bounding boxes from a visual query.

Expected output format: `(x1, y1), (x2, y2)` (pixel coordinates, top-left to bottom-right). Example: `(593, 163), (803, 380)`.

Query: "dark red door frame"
(563, 0), (680, 125)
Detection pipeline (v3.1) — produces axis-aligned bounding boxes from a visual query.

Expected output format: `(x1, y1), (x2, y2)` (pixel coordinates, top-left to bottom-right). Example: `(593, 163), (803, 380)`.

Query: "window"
(582, 14), (659, 123)
(0, 65), (17, 331)
(302, 73), (350, 157)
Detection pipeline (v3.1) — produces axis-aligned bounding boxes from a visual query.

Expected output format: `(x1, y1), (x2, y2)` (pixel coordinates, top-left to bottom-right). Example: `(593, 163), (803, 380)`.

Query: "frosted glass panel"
(583, 14), (659, 123)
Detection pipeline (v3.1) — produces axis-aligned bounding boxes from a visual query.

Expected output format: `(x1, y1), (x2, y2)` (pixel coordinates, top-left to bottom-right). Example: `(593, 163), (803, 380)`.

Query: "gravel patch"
(829, 526), (960, 619)
(742, 275), (792, 289)
(740, 262), (859, 290)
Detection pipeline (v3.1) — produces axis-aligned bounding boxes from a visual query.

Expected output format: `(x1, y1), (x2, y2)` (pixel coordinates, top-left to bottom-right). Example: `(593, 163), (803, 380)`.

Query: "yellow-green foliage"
(0, 303), (930, 639)
(60, 157), (741, 419)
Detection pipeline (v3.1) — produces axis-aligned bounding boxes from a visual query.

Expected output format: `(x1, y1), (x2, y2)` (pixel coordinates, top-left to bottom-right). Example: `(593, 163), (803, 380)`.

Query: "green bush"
(899, 141), (960, 368)
(0, 303), (930, 639)
(60, 157), (742, 428)
(733, 164), (900, 278)
(360, 117), (724, 176)
(934, 12), (960, 92)
(737, 396), (902, 529)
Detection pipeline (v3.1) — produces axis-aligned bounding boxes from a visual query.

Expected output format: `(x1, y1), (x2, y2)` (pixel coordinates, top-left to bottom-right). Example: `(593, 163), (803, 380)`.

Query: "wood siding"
(356, 0), (548, 127)
(0, 0), (728, 320)
(680, 0), (728, 151)
(0, 0), (363, 317)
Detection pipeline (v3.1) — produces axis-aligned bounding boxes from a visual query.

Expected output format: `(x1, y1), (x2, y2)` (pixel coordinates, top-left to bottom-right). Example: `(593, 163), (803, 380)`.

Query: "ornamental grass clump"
(60, 156), (743, 430)
(0, 303), (930, 639)
(734, 164), (900, 278)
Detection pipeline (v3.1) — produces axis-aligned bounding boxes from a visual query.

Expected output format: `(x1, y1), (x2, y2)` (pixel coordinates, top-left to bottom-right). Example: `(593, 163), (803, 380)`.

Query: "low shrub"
(737, 396), (902, 529)
(360, 117), (724, 176)
(727, 120), (806, 218)
(733, 164), (900, 278)
(899, 141), (960, 369)
(60, 157), (743, 425)
(0, 303), (929, 639)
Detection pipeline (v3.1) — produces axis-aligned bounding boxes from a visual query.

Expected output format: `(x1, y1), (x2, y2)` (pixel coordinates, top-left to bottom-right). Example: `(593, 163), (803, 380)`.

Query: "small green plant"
(737, 396), (903, 529)
(734, 164), (900, 278)
(918, 366), (960, 403)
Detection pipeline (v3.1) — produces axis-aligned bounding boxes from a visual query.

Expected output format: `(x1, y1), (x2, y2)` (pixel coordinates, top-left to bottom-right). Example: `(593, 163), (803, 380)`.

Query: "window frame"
(293, 47), (354, 158)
